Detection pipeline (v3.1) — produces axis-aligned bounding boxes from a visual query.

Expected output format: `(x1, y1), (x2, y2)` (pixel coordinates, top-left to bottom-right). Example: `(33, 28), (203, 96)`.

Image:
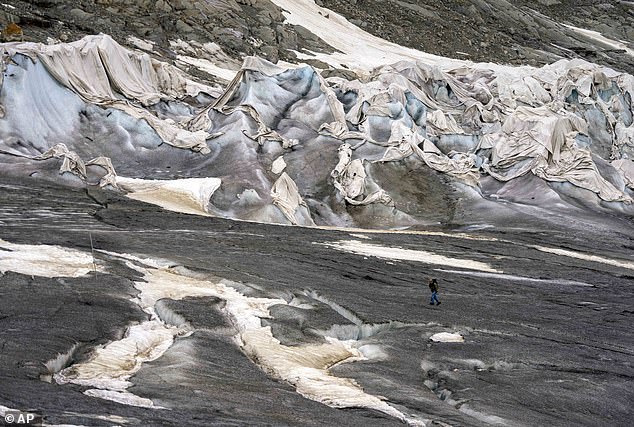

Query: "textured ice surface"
(0, 56), (86, 170)
(46, 250), (420, 422)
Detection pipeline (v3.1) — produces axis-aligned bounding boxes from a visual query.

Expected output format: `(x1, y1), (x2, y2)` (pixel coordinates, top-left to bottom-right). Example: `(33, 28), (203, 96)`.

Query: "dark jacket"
(429, 280), (438, 292)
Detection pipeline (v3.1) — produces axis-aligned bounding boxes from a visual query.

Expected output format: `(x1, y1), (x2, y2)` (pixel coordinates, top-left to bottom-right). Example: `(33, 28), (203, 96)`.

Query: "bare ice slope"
(0, 180), (632, 426)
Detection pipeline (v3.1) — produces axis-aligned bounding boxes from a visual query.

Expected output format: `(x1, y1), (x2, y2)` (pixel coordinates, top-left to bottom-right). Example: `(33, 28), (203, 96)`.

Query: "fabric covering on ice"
(4, 35), (213, 153)
(1, 35), (633, 228)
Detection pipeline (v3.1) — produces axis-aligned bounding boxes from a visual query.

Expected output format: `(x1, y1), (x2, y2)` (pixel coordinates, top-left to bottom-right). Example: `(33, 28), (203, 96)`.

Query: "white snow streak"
(532, 246), (634, 272)
(430, 332), (464, 343)
(0, 239), (99, 278)
(434, 269), (594, 287)
(564, 24), (634, 58)
(269, 0), (463, 72)
(320, 240), (501, 272)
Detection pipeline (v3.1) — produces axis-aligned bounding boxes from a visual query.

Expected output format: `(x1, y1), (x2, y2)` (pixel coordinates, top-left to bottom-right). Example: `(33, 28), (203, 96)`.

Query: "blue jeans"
(430, 291), (439, 305)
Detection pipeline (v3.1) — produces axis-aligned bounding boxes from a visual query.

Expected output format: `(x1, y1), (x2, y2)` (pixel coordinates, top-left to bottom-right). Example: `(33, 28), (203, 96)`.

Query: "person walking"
(429, 278), (441, 305)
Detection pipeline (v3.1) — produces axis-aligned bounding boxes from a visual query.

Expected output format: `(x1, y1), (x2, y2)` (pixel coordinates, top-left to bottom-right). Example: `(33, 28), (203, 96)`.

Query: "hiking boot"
(436, 301), (441, 305)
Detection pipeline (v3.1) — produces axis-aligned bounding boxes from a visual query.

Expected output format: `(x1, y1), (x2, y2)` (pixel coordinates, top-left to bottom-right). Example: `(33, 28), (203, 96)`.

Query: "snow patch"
(430, 332), (464, 343)
(169, 39), (240, 82)
(434, 269), (594, 287)
(459, 405), (507, 425)
(320, 240), (501, 272)
(55, 320), (183, 392)
(316, 226), (499, 241)
(532, 245), (634, 272)
(349, 233), (371, 240)
(0, 239), (100, 278)
(0, 405), (17, 416)
(154, 299), (189, 327)
(176, 55), (238, 82)
(84, 389), (161, 408)
(564, 24), (634, 58)
(44, 344), (79, 377)
(357, 344), (389, 360)
(269, 0), (463, 73)
(303, 289), (364, 325)
(319, 322), (409, 341)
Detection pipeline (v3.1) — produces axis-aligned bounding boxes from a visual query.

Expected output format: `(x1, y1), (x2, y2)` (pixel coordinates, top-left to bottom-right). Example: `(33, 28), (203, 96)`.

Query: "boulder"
(1, 23), (23, 42)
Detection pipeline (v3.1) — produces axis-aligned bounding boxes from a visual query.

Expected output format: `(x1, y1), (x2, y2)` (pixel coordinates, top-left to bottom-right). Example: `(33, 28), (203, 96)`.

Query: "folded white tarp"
(3, 31), (634, 227)
(377, 122), (480, 187)
(329, 141), (396, 207)
(86, 156), (118, 188)
(5, 35), (212, 153)
(612, 159), (634, 190)
(35, 143), (87, 179)
(480, 106), (630, 202)
(210, 56), (346, 156)
(270, 172), (314, 225)
(33, 144), (118, 188)
(116, 176), (221, 216)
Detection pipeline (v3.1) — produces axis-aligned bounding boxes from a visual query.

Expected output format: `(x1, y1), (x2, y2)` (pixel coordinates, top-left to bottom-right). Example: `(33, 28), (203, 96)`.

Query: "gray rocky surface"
(321, 0), (634, 74)
(0, 0), (335, 65)
(1, 175), (632, 426)
(2, 1), (634, 73)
